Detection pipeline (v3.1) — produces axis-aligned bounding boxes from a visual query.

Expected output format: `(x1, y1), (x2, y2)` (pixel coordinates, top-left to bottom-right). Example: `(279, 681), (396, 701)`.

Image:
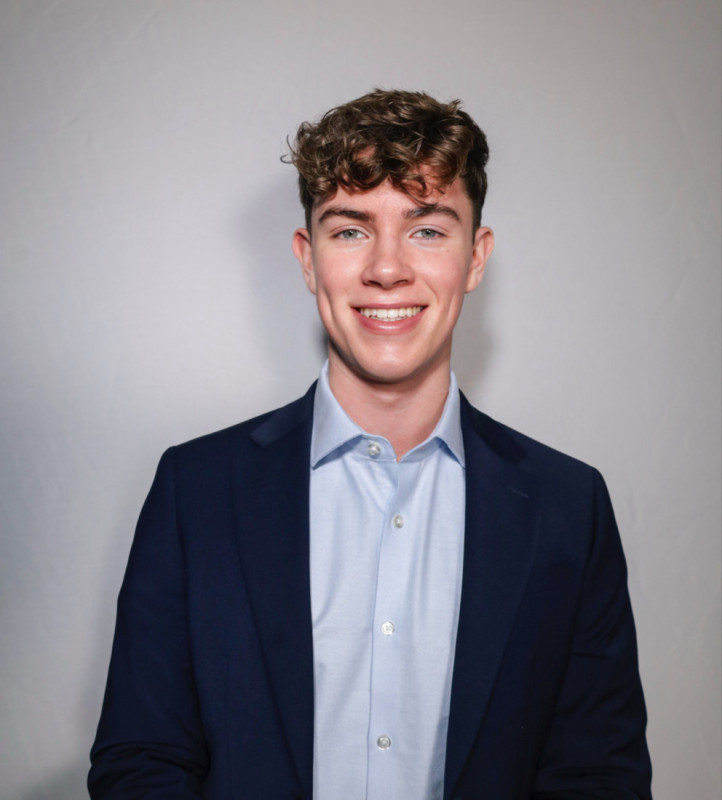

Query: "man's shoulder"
(161, 384), (598, 490)
(167, 383), (317, 467)
(461, 394), (598, 486)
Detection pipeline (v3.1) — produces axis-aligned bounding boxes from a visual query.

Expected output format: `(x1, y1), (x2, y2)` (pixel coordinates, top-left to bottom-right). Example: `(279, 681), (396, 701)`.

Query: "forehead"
(312, 176), (473, 224)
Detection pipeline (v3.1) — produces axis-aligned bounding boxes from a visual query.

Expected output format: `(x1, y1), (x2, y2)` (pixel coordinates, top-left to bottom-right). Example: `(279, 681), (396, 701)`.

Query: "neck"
(327, 358), (452, 459)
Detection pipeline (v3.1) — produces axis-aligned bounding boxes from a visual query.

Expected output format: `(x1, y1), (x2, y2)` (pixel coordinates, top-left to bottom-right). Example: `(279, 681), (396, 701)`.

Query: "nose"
(361, 235), (414, 288)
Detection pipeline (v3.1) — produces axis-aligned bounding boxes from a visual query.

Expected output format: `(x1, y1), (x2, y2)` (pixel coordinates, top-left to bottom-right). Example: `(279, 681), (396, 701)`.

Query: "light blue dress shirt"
(310, 362), (466, 800)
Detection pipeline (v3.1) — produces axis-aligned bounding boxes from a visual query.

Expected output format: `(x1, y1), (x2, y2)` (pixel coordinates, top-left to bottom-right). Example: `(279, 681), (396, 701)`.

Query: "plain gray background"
(1, 1), (720, 798)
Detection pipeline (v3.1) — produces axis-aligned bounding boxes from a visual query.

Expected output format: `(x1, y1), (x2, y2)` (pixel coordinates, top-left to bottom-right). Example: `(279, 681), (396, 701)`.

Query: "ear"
(465, 226), (494, 294)
(292, 227), (316, 294)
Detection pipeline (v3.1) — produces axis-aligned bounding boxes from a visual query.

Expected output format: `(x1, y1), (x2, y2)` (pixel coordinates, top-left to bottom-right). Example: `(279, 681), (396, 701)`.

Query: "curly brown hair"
(286, 89), (489, 231)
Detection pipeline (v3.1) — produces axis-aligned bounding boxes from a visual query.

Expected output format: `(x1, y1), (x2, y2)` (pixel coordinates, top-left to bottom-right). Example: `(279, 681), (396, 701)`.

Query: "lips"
(357, 306), (423, 320)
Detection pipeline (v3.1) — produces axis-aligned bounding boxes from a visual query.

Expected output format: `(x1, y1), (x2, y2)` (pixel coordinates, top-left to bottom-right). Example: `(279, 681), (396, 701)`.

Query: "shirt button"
(377, 735), (391, 750)
(381, 621), (395, 635)
(392, 514), (404, 529)
(367, 441), (381, 457)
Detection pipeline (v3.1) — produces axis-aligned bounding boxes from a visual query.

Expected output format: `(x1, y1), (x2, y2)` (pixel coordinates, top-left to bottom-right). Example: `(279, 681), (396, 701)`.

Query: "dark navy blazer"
(89, 386), (652, 799)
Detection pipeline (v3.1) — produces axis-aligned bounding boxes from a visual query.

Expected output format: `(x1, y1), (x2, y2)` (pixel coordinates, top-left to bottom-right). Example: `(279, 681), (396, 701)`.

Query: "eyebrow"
(317, 206), (373, 225)
(316, 203), (461, 226)
(404, 203), (461, 223)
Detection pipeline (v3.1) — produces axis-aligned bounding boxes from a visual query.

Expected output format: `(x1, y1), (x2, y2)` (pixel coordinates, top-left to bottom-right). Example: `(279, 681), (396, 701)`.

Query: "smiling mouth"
(357, 306), (424, 320)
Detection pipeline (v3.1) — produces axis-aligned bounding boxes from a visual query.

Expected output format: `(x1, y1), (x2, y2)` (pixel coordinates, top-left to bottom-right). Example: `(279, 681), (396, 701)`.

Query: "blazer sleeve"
(88, 448), (208, 798)
(531, 468), (652, 799)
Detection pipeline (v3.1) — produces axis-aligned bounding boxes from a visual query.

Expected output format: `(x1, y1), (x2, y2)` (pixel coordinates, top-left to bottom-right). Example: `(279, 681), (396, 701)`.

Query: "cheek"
(436, 269), (471, 305)
(313, 279), (347, 329)
(313, 262), (355, 304)
(314, 275), (343, 307)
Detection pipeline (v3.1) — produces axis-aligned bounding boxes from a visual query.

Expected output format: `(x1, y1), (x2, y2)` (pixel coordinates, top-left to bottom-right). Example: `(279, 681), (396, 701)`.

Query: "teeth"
(360, 306), (422, 320)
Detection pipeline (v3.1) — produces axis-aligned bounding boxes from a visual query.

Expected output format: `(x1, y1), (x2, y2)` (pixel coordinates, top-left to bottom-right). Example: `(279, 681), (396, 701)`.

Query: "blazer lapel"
(444, 396), (540, 800)
(229, 387), (539, 799)
(231, 386), (316, 800)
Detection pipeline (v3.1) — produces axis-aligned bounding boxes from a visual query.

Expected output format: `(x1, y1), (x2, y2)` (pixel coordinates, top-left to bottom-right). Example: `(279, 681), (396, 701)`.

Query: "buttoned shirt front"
(309, 362), (466, 800)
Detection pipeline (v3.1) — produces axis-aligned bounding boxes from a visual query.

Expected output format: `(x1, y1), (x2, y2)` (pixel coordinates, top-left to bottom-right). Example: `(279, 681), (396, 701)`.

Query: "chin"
(355, 358), (436, 388)
(331, 339), (447, 389)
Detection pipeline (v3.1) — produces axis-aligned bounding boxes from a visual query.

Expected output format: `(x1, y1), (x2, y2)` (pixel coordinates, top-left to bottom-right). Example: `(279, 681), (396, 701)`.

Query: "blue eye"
(414, 228), (441, 239)
(336, 229), (363, 239)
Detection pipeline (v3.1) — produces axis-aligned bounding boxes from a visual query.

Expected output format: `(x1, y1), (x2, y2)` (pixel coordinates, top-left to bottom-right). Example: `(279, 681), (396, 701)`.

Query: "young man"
(89, 90), (652, 799)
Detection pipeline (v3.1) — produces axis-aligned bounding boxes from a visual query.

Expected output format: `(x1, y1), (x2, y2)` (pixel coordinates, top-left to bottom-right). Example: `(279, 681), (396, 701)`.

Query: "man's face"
(292, 176), (494, 391)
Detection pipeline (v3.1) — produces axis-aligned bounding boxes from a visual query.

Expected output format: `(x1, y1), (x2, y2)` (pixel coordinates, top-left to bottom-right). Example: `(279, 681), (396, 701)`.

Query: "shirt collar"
(311, 361), (465, 468)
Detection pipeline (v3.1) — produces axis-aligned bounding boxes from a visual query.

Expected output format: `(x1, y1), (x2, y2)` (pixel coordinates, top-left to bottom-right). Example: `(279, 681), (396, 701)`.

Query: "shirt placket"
(366, 456), (418, 798)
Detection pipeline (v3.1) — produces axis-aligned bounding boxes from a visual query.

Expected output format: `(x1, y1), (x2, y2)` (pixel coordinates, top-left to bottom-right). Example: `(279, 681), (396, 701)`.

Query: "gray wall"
(1, 1), (720, 798)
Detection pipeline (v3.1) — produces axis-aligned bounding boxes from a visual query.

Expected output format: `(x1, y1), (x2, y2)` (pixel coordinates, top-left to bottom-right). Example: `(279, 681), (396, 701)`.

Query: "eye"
(335, 228), (365, 240)
(413, 228), (443, 240)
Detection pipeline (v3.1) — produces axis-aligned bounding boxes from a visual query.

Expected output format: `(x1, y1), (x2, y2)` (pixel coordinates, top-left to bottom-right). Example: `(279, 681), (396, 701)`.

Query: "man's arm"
(532, 469), (652, 799)
(89, 449), (208, 798)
